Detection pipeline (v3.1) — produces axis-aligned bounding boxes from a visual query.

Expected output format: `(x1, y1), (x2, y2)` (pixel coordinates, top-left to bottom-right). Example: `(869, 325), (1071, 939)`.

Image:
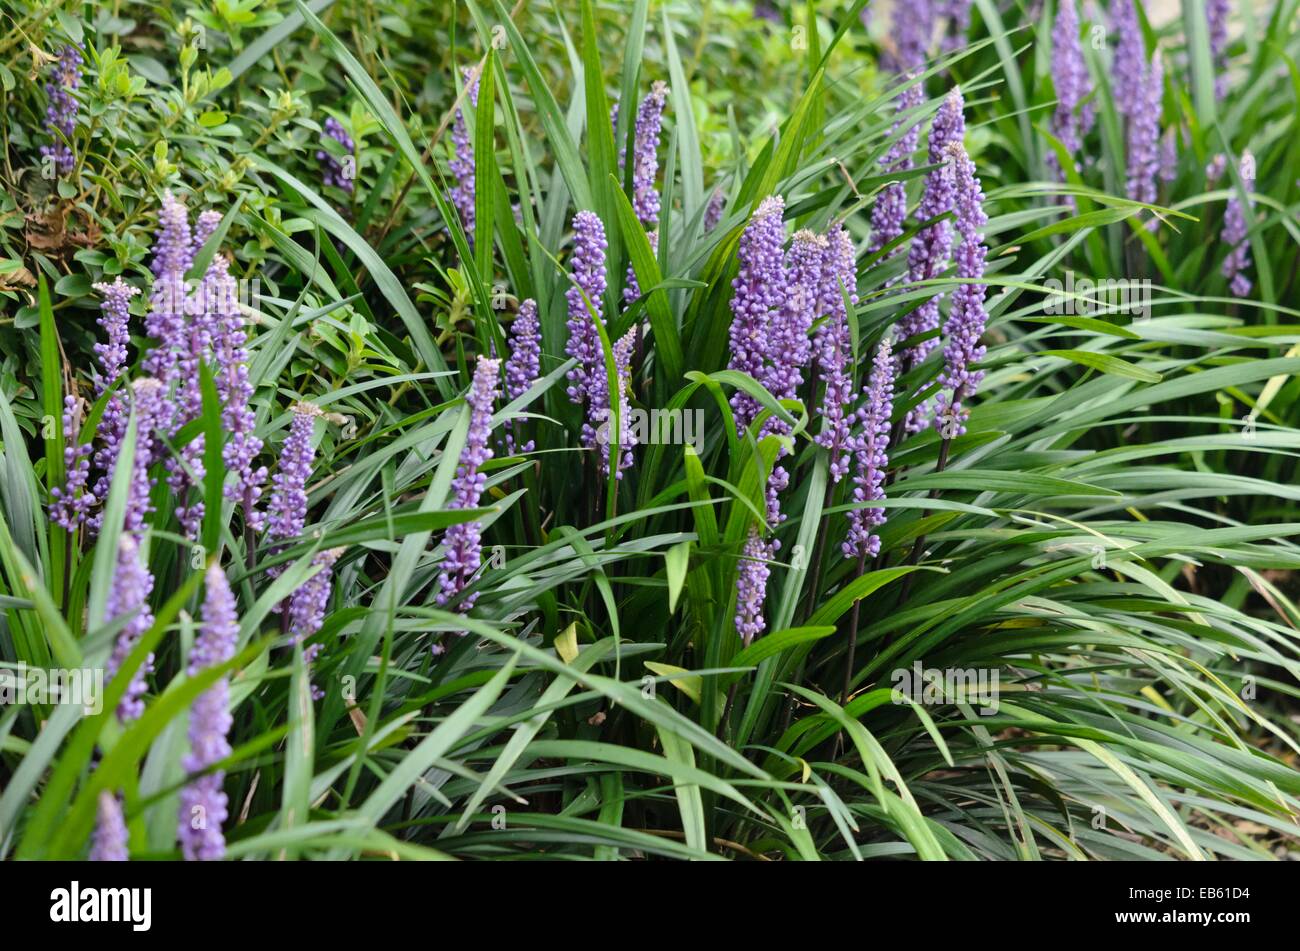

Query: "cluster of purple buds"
(50, 396), (95, 531)
(287, 548), (342, 698)
(144, 192), (193, 387)
(1221, 150), (1255, 297)
(210, 254), (267, 531)
(1206, 0), (1230, 99)
(40, 44), (82, 176)
(734, 527), (772, 645)
(435, 356), (500, 615)
(104, 534), (156, 723)
(843, 337), (897, 560)
(1111, 0), (1145, 114)
(1047, 0), (1096, 181)
(586, 330), (637, 478)
(503, 298), (540, 453)
(317, 116), (355, 194)
(178, 564), (239, 861)
(624, 83), (669, 303)
(938, 0), (974, 52)
(704, 188), (726, 233)
(264, 402), (320, 576)
(868, 80), (924, 257)
(563, 211), (609, 408)
(885, 0), (934, 73)
(726, 196), (788, 433)
(449, 67), (481, 237)
(899, 88), (966, 432)
(813, 226), (858, 483)
(934, 140), (990, 436)
(90, 792), (129, 861)
(1125, 49), (1164, 206)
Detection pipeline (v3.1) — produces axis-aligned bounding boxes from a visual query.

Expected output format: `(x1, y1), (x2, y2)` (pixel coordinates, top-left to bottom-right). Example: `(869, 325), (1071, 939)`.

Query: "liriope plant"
(0, 0), (1296, 862)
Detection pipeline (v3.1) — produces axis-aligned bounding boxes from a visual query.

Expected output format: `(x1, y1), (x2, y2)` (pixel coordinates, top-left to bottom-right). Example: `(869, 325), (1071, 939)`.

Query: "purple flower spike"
(935, 141), (989, 436)
(564, 211), (609, 406)
(504, 299), (540, 454)
(844, 337), (897, 560)
(122, 378), (169, 536)
(265, 403), (319, 566)
(631, 82), (669, 229)
(192, 209), (223, 259)
(145, 192), (193, 386)
(899, 88), (965, 433)
(450, 67), (481, 235)
(436, 356), (500, 614)
(1221, 150), (1255, 298)
(90, 792), (128, 861)
(1125, 50), (1163, 206)
(704, 188), (726, 232)
(586, 330), (637, 478)
(869, 80), (924, 257)
(40, 44), (82, 177)
(734, 527), (771, 645)
(1206, 0), (1230, 99)
(813, 226), (858, 483)
(727, 196), (787, 433)
(50, 395), (95, 530)
(92, 278), (138, 394)
(288, 548), (342, 699)
(317, 116), (356, 194)
(210, 255), (266, 531)
(886, 0), (934, 73)
(1048, 0), (1096, 181)
(178, 564), (239, 861)
(1111, 0), (1145, 115)
(104, 534), (156, 724)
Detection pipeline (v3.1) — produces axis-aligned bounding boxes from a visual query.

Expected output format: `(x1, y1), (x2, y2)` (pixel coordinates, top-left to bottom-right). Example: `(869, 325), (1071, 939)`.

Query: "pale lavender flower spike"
(40, 44), (82, 176)
(265, 402), (320, 574)
(450, 66), (481, 236)
(564, 211), (608, 407)
(735, 526), (772, 645)
(1110, 0), (1144, 115)
(504, 298), (540, 453)
(869, 80), (924, 257)
(814, 226), (858, 483)
(90, 791), (128, 861)
(210, 255), (267, 531)
(586, 330), (637, 478)
(899, 88), (965, 432)
(1206, 0), (1230, 99)
(1048, 0), (1096, 181)
(436, 356), (501, 614)
(1125, 49), (1162, 206)
(104, 534), (156, 723)
(727, 196), (787, 434)
(1221, 150), (1255, 297)
(844, 336), (897, 560)
(178, 564), (239, 861)
(935, 140), (990, 436)
(287, 548), (343, 699)
(624, 82), (669, 304)
(886, 0), (934, 73)
(50, 395), (93, 530)
(122, 378), (169, 535)
(704, 188), (726, 233)
(144, 192), (192, 386)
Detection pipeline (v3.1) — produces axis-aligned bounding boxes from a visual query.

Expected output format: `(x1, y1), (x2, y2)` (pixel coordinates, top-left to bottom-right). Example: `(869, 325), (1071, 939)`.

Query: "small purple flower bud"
(727, 196), (787, 433)
(504, 299), (540, 454)
(178, 564), (239, 861)
(844, 337), (897, 559)
(436, 356), (500, 612)
(564, 211), (609, 406)
(450, 67), (481, 235)
(317, 116), (356, 194)
(104, 534), (156, 723)
(90, 791), (128, 861)
(734, 527), (771, 645)
(1221, 150), (1255, 298)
